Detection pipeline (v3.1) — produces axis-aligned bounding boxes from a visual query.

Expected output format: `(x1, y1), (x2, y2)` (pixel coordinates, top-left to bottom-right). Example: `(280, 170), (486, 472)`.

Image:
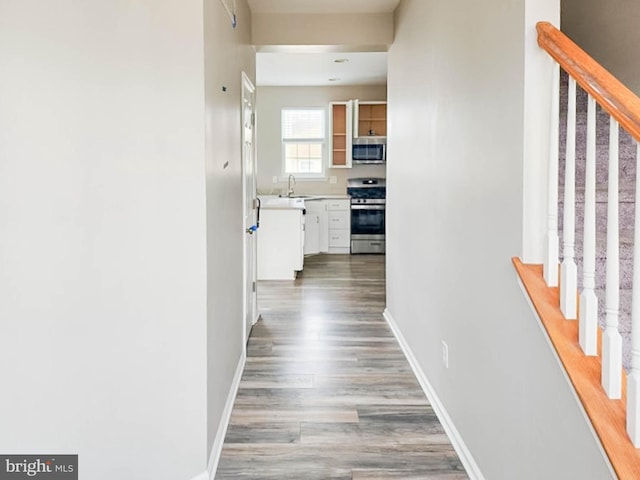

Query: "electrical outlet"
(442, 341), (449, 369)
(272, 175), (278, 184)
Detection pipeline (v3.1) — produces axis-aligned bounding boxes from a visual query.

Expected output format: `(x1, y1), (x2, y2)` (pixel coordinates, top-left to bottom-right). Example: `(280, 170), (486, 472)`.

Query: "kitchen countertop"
(260, 197), (305, 210)
(259, 195), (350, 210)
(302, 195), (351, 200)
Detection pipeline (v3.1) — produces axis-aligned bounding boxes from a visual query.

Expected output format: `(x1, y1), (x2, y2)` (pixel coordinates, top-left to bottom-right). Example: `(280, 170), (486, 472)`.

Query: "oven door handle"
(351, 205), (385, 210)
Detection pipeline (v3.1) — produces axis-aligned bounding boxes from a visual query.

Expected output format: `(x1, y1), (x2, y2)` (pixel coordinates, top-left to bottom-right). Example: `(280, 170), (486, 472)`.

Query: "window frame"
(281, 107), (327, 179)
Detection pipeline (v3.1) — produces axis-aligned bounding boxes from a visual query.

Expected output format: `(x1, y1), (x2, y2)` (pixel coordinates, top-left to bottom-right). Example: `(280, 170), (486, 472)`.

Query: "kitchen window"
(281, 108), (326, 177)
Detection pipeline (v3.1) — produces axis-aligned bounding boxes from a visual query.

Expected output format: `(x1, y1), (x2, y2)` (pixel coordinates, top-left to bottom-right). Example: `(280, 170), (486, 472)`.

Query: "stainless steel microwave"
(352, 143), (386, 164)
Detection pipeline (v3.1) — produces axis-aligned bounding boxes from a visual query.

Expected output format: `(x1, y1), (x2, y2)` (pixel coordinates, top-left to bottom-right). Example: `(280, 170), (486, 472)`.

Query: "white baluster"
(561, 77), (578, 320)
(627, 141), (640, 446)
(544, 64), (560, 287)
(579, 95), (598, 356)
(602, 117), (621, 398)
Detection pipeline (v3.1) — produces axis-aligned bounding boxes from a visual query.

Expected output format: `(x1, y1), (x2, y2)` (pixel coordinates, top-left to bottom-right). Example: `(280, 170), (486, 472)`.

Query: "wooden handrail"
(537, 21), (640, 144)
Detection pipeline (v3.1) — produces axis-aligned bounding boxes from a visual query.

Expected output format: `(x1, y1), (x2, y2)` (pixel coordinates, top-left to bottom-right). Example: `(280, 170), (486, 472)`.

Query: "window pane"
(284, 142), (323, 174)
(282, 109), (325, 140)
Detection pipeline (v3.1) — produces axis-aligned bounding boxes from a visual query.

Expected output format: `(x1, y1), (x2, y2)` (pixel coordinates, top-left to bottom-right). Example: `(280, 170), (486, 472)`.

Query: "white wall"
(252, 13), (393, 46)
(562, 0), (640, 95)
(386, 0), (613, 478)
(0, 1), (207, 479)
(257, 85), (387, 196)
(203, 0), (256, 457)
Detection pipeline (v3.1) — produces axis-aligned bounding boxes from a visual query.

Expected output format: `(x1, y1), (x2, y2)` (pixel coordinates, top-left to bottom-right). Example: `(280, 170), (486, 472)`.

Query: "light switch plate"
(329, 176), (337, 184)
(272, 176), (278, 183)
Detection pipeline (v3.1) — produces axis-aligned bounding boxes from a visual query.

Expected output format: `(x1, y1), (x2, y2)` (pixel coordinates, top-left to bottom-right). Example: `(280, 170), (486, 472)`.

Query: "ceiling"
(256, 51), (388, 87)
(248, 0), (400, 86)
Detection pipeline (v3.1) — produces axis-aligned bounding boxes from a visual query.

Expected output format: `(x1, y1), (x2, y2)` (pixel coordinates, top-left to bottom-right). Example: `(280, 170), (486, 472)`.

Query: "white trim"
(281, 107), (328, 178)
(241, 71), (257, 350)
(382, 308), (485, 480)
(206, 351), (246, 479)
(275, 175), (329, 183)
(219, 0), (237, 27)
(189, 472), (208, 480)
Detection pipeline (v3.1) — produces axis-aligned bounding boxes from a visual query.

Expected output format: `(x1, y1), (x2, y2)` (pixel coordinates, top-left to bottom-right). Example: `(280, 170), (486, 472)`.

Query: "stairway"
(557, 71), (638, 370)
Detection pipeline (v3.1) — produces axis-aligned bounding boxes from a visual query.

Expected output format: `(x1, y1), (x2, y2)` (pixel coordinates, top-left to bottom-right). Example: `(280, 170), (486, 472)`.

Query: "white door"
(242, 72), (258, 345)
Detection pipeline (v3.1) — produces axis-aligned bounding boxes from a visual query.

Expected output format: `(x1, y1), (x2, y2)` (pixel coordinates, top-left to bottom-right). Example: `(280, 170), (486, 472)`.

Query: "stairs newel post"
(579, 95), (598, 356)
(560, 76), (578, 320)
(627, 142), (640, 446)
(602, 117), (622, 398)
(544, 64), (560, 287)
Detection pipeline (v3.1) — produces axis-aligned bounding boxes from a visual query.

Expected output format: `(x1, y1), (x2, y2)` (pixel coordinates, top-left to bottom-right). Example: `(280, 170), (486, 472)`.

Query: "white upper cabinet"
(330, 100), (387, 168)
(329, 101), (353, 168)
(353, 100), (387, 138)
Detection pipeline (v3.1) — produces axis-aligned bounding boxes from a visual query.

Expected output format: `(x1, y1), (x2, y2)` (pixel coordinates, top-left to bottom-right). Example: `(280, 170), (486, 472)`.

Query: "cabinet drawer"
(328, 211), (350, 229)
(327, 199), (350, 211)
(328, 229), (350, 248)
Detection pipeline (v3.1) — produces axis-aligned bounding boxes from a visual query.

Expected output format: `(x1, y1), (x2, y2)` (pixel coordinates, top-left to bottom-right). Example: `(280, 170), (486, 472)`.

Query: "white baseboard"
(206, 351), (246, 480)
(382, 308), (485, 480)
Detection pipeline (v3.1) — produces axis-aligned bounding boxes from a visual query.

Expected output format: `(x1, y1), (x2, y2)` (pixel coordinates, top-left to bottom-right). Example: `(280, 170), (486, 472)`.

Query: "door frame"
(241, 71), (258, 350)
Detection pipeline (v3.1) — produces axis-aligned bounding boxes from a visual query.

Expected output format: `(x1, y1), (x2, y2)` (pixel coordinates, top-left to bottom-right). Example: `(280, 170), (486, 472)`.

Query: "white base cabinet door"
(304, 210), (320, 255)
(304, 200), (327, 256)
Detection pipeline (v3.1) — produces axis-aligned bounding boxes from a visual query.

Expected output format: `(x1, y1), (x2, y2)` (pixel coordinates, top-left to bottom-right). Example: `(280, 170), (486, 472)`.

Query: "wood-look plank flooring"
(216, 255), (468, 479)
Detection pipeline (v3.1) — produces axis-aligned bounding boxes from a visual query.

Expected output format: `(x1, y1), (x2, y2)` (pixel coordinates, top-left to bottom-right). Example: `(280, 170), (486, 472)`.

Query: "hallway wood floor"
(215, 255), (468, 479)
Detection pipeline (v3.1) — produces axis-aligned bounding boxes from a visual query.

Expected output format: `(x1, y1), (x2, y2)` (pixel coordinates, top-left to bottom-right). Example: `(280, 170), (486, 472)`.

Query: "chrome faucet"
(287, 174), (296, 197)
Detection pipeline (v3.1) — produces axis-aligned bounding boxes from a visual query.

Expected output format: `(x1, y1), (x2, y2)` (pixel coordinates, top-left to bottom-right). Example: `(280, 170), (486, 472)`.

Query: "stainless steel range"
(347, 178), (386, 254)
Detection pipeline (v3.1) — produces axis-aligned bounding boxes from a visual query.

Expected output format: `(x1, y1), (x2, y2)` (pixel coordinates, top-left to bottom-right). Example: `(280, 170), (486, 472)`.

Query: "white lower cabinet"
(258, 198), (351, 280)
(304, 198), (351, 255)
(328, 229), (350, 249)
(257, 208), (304, 280)
(327, 199), (351, 254)
(304, 200), (324, 255)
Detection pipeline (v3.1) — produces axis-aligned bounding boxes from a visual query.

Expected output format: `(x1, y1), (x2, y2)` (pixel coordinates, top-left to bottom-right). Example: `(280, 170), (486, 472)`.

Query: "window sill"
(277, 175), (329, 182)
